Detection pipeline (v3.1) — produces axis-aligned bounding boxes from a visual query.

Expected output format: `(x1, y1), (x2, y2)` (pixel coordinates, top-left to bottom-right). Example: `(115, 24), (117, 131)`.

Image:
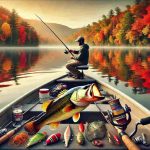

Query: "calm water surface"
(0, 47), (150, 109)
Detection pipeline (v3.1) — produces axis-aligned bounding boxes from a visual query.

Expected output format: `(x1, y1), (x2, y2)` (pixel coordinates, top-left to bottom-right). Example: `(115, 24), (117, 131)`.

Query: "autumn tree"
(20, 21), (30, 45)
(18, 25), (26, 45)
(67, 0), (150, 46)
(1, 22), (11, 37)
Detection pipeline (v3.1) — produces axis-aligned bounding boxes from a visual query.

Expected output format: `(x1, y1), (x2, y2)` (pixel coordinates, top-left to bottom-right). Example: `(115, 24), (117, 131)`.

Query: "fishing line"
(35, 14), (75, 59)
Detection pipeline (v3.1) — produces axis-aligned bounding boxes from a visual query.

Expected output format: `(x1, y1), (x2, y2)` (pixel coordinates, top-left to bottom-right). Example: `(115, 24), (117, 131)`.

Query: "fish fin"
(92, 84), (103, 97)
(39, 106), (85, 126)
(84, 83), (105, 102)
(72, 112), (80, 122)
(57, 89), (68, 98)
(41, 100), (53, 112)
(49, 122), (60, 130)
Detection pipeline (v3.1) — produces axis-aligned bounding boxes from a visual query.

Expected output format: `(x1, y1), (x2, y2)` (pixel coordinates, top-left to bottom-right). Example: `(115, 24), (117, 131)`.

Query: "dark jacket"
(76, 44), (89, 65)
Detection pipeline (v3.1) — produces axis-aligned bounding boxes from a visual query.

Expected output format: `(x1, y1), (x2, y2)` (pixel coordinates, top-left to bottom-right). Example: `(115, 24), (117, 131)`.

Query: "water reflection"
(0, 48), (69, 85)
(0, 49), (39, 85)
(90, 49), (150, 94)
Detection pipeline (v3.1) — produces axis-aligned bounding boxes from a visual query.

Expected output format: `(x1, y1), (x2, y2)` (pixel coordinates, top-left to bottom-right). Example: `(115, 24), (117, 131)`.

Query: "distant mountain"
(26, 19), (80, 44)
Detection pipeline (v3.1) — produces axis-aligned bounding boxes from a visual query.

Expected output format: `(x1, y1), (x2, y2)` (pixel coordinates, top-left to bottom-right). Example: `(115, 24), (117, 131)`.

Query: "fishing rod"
(0, 116), (35, 144)
(94, 102), (141, 150)
(35, 14), (75, 59)
(0, 100), (41, 129)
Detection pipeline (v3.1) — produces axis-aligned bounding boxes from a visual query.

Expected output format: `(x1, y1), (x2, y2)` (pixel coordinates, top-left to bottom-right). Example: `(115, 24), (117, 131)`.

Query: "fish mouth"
(85, 83), (105, 101)
(70, 83), (105, 106)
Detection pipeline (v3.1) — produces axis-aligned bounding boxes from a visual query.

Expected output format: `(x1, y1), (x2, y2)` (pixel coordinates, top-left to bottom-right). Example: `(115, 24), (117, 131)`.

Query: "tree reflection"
(0, 49), (39, 84)
(90, 49), (150, 94)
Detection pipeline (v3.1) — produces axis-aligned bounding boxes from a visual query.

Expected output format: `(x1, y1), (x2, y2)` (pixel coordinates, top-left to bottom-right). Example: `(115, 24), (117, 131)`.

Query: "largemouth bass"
(24, 83), (105, 134)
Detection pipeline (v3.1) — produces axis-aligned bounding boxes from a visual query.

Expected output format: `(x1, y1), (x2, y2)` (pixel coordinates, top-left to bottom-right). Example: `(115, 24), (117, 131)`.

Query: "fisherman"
(65, 36), (89, 79)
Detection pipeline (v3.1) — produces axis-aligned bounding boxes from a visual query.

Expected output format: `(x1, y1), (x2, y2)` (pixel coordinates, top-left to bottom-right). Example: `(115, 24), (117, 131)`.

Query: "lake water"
(0, 47), (150, 110)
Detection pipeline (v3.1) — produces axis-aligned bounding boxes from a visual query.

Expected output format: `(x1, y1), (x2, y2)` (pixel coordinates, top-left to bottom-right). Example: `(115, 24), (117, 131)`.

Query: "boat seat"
(76, 65), (89, 78)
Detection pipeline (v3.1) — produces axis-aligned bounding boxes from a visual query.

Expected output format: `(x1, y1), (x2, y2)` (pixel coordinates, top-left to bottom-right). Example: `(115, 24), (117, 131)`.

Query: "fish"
(76, 132), (85, 145)
(46, 133), (61, 145)
(24, 83), (105, 134)
(41, 100), (53, 112)
(26, 132), (47, 147)
(64, 125), (71, 147)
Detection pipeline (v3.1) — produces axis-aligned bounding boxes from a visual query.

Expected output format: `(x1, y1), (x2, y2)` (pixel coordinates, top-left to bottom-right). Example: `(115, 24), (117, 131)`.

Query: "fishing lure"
(46, 133), (61, 145)
(10, 132), (29, 146)
(78, 123), (84, 133)
(85, 121), (106, 142)
(92, 139), (104, 147)
(26, 132), (47, 147)
(76, 132), (85, 145)
(107, 131), (114, 145)
(64, 125), (71, 147)
(113, 135), (121, 145)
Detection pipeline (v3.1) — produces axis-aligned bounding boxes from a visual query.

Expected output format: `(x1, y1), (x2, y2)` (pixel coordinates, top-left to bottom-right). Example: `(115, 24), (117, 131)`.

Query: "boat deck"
(0, 103), (150, 149)
(0, 74), (150, 149)
(57, 76), (95, 84)
(0, 103), (124, 150)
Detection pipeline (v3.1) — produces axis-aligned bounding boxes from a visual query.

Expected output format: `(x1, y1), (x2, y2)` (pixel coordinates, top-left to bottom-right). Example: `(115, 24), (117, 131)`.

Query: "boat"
(0, 70), (150, 150)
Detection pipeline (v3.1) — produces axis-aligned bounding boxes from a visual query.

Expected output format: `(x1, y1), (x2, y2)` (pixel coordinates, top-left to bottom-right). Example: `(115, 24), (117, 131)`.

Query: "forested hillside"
(67, 0), (150, 46)
(0, 7), (39, 46)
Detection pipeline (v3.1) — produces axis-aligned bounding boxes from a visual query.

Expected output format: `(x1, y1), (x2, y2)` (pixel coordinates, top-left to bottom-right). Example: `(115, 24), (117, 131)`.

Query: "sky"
(0, 0), (134, 28)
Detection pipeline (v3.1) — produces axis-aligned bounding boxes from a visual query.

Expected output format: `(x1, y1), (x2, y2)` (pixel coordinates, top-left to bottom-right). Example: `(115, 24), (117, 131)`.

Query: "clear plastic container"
(12, 105), (23, 127)
(39, 88), (50, 103)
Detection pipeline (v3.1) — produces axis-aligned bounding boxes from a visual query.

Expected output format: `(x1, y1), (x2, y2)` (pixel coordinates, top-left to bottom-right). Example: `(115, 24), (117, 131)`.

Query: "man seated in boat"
(65, 36), (89, 79)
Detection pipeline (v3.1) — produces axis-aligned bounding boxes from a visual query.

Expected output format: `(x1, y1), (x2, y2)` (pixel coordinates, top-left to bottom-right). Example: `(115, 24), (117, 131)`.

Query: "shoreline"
(0, 45), (150, 50)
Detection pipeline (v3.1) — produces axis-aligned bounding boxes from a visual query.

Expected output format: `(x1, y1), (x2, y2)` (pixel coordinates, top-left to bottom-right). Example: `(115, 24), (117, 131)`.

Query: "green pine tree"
(108, 9), (114, 18)
(115, 7), (121, 15)
(120, 12), (134, 44)
(9, 9), (18, 45)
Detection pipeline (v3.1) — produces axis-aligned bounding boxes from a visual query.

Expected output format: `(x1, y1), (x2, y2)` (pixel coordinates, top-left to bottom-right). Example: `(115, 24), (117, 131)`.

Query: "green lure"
(26, 132), (47, 147)
(77, 132), (85, 145)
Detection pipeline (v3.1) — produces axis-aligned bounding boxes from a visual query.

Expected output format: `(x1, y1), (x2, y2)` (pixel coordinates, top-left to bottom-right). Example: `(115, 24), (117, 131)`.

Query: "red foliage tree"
(143, 15), (150, 25)
(131, 18), (145, 33)
(99, 30), (104, 42)
(18, 25), (26, 45)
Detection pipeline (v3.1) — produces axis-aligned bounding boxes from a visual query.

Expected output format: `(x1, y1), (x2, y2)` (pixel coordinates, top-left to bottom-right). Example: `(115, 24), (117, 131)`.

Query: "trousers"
(66, 60), (83, 77)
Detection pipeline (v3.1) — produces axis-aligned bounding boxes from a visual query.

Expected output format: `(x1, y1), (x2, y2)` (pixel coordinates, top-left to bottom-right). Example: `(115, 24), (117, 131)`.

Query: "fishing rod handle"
(140, 116), (150, 125)
(122, 134), (140, 150)
(0, 129), (15, 144)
